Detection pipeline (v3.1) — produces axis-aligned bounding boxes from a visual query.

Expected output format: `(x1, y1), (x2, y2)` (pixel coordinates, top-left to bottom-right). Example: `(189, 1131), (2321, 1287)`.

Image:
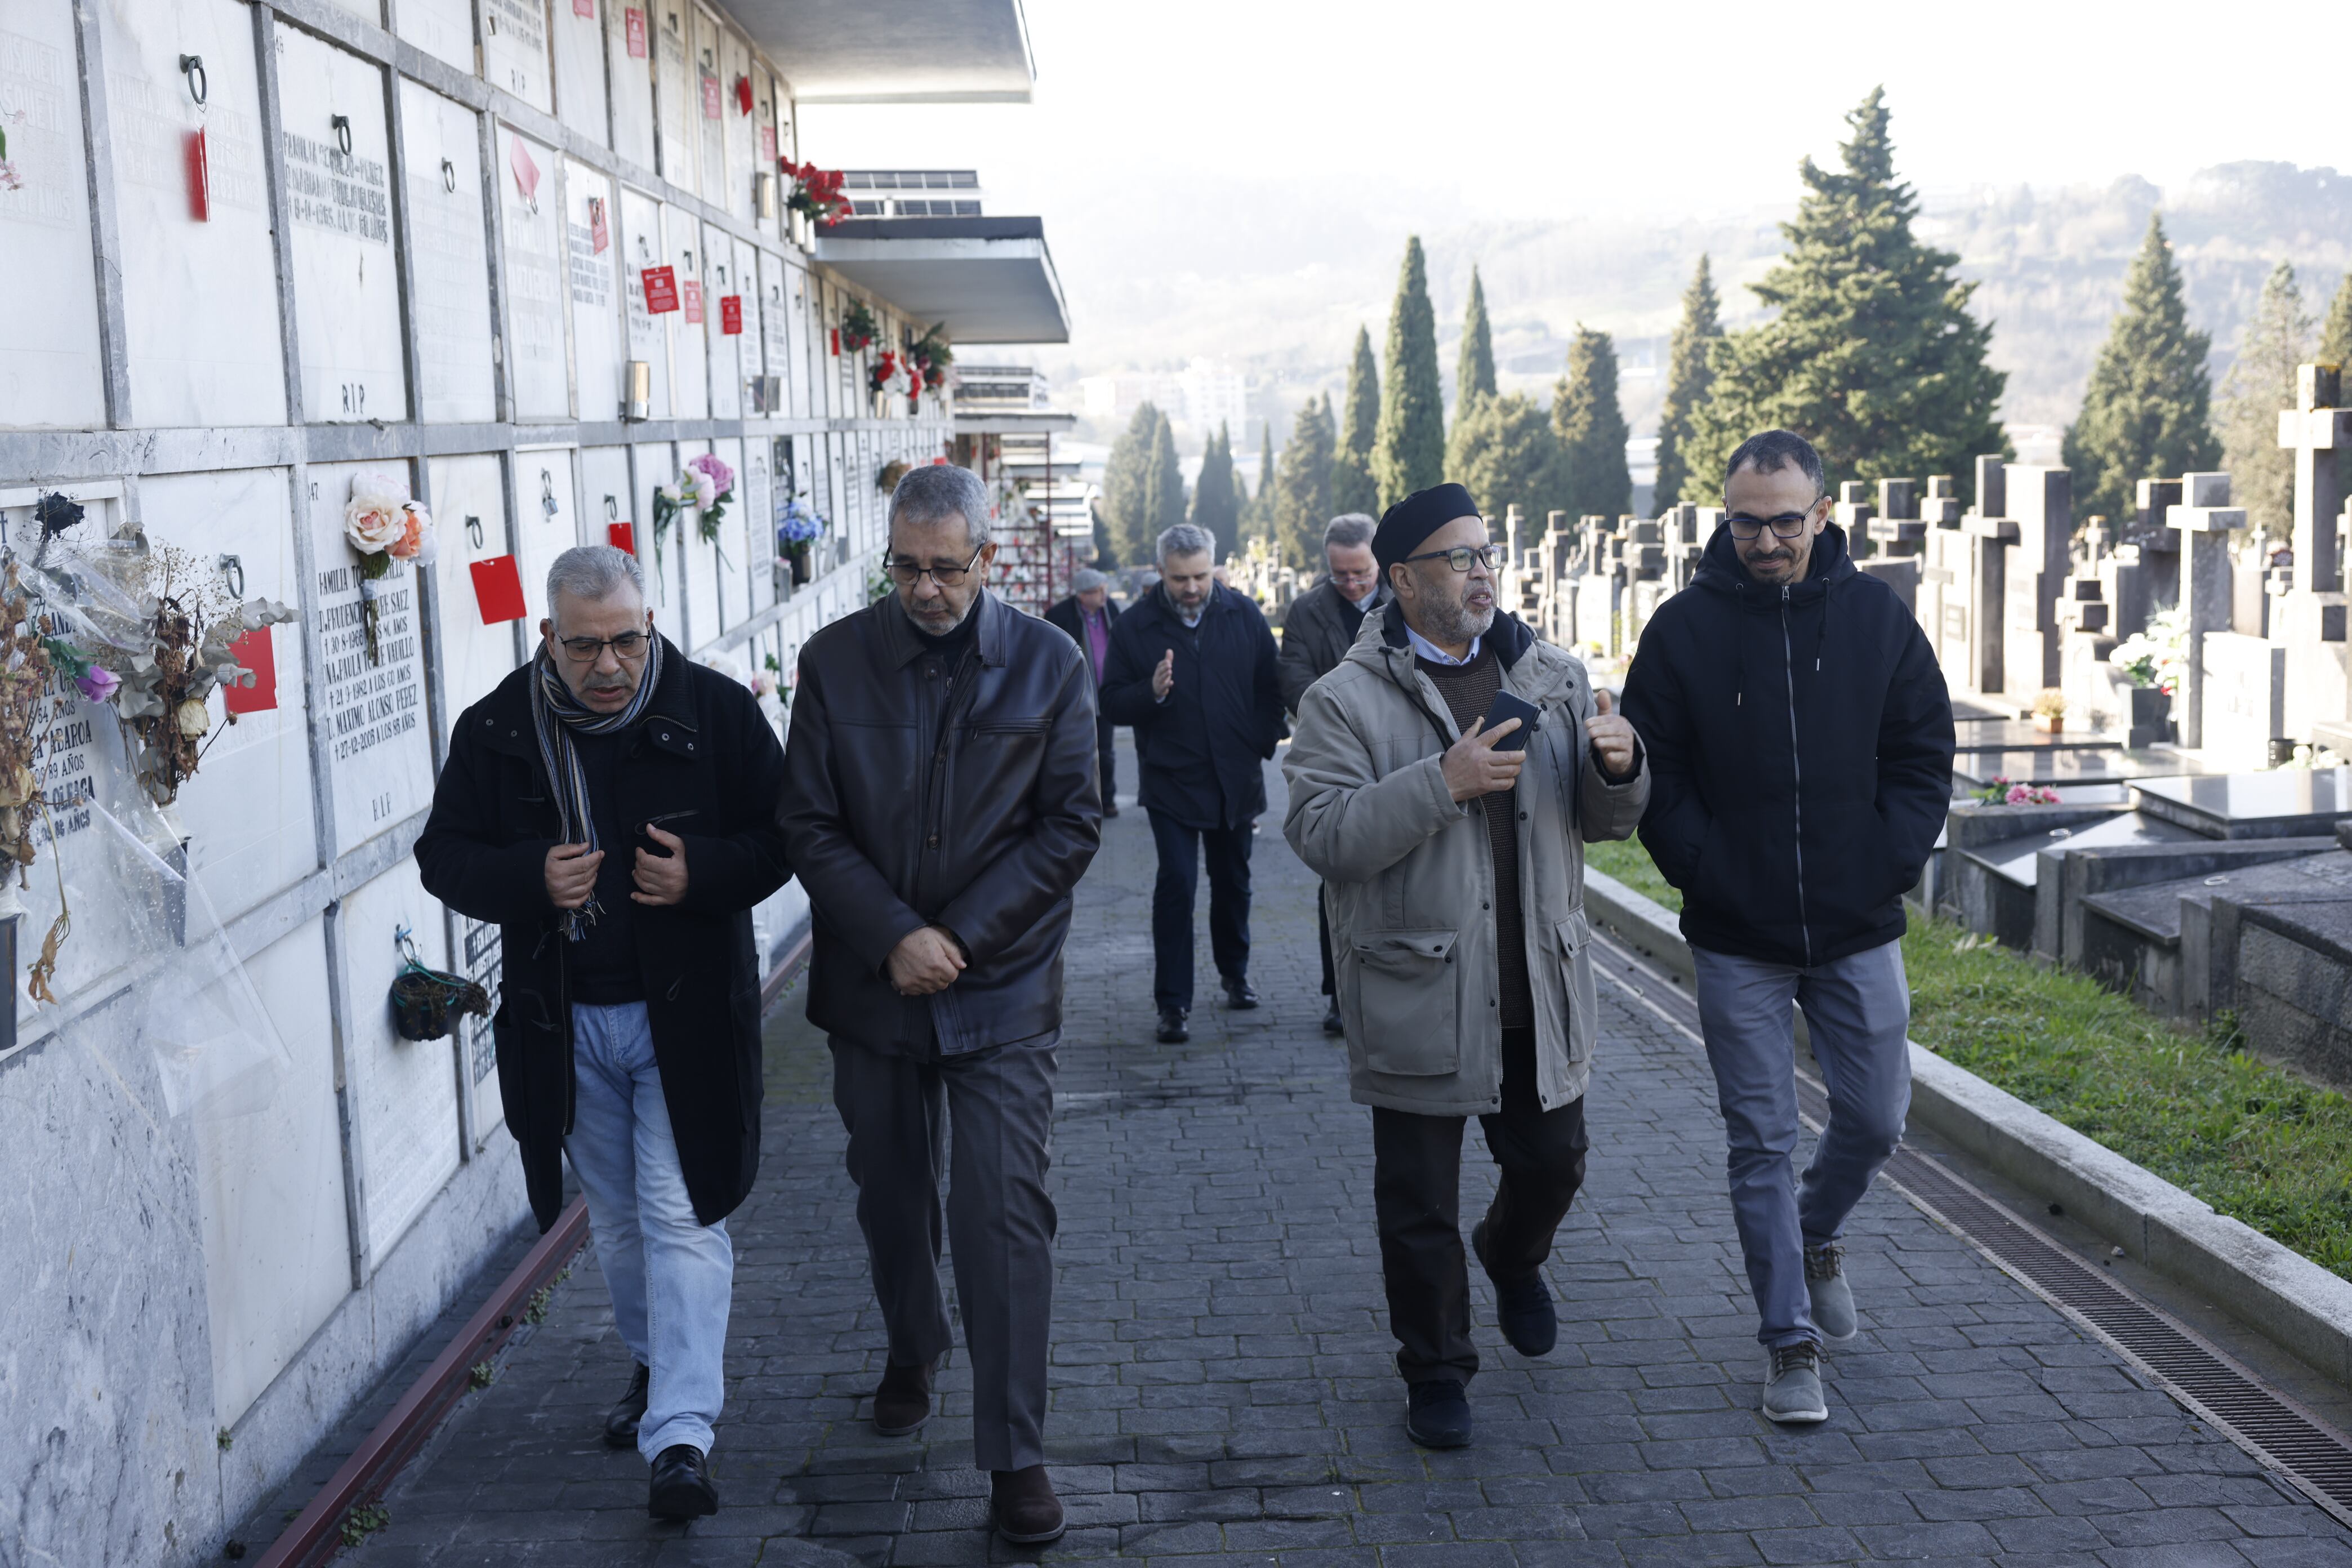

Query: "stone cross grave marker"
(2274, 363), (2352, 749)
(2168, 471), (2247, 750)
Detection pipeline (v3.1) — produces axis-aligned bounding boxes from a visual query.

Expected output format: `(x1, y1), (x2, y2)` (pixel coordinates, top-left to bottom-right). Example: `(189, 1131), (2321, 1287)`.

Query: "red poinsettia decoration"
(868, 349), (901, 395)
(779, 159), (852, 225)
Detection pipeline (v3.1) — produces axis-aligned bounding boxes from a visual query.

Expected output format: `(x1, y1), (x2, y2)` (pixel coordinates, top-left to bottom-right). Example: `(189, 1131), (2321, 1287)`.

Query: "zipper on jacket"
(1780, 586), (1812, 968)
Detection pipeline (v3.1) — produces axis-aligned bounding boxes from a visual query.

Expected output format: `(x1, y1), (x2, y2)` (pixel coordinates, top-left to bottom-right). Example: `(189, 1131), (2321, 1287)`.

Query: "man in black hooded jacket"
(1620, 429), (1952, 1427)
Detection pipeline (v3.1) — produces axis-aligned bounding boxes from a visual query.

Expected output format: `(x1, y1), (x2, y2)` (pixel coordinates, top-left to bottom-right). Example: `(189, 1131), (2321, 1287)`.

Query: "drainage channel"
(1591, 930), (2352, 1529)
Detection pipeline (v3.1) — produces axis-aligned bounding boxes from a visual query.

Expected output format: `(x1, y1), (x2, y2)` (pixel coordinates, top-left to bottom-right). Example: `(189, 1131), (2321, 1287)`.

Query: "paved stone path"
(346, 745), (2352, 1566)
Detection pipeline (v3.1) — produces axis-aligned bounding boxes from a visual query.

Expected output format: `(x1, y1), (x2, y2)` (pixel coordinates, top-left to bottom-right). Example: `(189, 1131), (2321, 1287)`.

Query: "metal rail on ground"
(1591, 929), (2352, 1529)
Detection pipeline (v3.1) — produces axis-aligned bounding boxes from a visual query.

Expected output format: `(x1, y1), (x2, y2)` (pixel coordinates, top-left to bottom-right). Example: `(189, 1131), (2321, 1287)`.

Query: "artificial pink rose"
(77, 666), (119, 702)
(689, 452), (735, 497)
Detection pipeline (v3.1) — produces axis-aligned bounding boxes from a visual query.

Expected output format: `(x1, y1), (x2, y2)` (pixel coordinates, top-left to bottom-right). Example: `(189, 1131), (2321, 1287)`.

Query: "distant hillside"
(1035, 162), (2352, 458)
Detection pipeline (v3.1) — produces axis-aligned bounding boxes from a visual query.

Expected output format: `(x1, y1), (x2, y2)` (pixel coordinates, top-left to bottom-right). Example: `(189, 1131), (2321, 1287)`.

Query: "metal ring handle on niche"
(466, 514), (484, 549)
(179, 54), (207, 107)
(216, 554), (244, 599)
(541, 470), (558, 517)
(604, 494), (619, 522)
(441, 158), (456, 194)
(331, 114), (353, 157)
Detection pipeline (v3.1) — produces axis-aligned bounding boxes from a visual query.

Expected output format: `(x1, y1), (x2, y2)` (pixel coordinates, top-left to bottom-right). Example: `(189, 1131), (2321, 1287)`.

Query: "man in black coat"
(1273, 511), (1386, 1034)
(782, 464), (1101, 1547)
(1101, 521), (1285, 1043)
(1620, 429), (1953, 1428)
(415, 545), (790, 1520)
(1043, 566), (1120, 814)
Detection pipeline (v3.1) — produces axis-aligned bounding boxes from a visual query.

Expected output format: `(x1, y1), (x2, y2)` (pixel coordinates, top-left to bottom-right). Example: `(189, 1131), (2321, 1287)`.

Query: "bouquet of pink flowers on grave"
(1974, 776), (2061, 807)
(680, 453), (736, 542)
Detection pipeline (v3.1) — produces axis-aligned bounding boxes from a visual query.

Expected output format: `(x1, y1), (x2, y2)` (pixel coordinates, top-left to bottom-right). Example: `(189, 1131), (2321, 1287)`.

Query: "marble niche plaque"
(306, 462), (434, 856)
(619, 185), (672, 420)
(481, 0), (554, 113)
(429, 453), (524, 721)
(0, 6), (108, 426)
(400, 81), (495, 425)
(605, 0), (657, 170)
(664, 203), (710, 420)
(564, 159), (623, 421)
(653, 6), (694, 194)
(498, 124), (571, 421)
(581, 446), (635, 561)
(551, 0), (609, 146)
(514, 447), (580, 626)
(703, 220), (743, 420)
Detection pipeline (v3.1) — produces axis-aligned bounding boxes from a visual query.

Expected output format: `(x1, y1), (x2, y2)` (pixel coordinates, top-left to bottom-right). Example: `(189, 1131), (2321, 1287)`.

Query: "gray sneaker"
(1805, 1242), (1856, 1342)
(1762, 1342), (1828, 1424)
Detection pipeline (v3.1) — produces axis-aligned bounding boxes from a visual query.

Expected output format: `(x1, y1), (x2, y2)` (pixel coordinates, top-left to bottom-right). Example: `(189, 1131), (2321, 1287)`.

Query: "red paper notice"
(573, 0), (594, 15)
(588, 194), (609, 254)
(471, 555), (528, 624)
(700, 73), (721, 120)
(222, 627), (276, 715)
(681, 280), (705, 324)
(608, 522), (636, 555)
(624, 6), (647, 57)
(719, 295), (743, 335)
(509, 135), (540, 202)
(760, 126), (776, 164)
(186, 127), (210, 222)
(642, 265), (679, 313)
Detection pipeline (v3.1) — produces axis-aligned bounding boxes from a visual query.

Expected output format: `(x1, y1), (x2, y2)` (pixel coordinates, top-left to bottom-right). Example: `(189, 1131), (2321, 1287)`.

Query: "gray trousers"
(1690, 939), (1911, 1349)
(828, 1035), (1058, 1471)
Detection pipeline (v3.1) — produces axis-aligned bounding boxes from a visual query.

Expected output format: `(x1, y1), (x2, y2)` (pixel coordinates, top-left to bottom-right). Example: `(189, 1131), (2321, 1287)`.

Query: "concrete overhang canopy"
(815, 217), (1069, 345)
(736, 0), (1034, 103)
(954, 411), (1077, 434)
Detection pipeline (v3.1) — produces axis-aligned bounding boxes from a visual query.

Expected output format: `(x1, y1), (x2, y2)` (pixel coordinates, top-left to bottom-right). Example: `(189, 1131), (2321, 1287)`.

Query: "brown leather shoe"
(871, 1360), (933, 1436)
(990, 1464), (1066, 1544)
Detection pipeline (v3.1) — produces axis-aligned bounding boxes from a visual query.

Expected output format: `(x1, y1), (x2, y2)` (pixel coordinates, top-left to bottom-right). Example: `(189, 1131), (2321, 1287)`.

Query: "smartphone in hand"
(1484, 690), (1542, 754)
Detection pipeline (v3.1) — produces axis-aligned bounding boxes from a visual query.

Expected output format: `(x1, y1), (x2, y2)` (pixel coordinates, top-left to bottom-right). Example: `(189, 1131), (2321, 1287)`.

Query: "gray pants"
(1690, 939), (1911, 1349)
(828, 1035), (1058, 1471)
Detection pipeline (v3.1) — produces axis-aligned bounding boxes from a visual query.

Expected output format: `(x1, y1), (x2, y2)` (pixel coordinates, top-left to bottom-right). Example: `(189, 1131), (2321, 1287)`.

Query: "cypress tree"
(2060, 214), (2220, 526)
(1554, 326), (1632, 517)
(1373, 236), (1446, 508)
(1143, 408), (1187, 553)
(1445, 391), (1565, 530)
(1330, 326), (1382, 517)
(1654, 255), (1722, 507)
(1274, 395), (1337, 569)
(1685, 88), (2009, 504)
(2318, 269), (2352, 375)
(2219, 260), (2314, 539)
(1457, 266), (1498, 409)
(1249, 421), (1277, 541)
(1190, 421), (1242, 562)
(1101, 402), (1160, 564)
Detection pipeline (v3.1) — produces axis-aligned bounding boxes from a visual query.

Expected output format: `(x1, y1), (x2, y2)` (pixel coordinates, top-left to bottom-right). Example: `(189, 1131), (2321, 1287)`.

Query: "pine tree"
(1143, 408), (1187, 553)
(1190, 421), (1242, 562)
(1329, 326), (1382, 517)
(1554, 326), (1632, 517)
(2318, 270), (2352, 376)
(1101, 402), (1160, 564)
(1654, 255), (1722, 507)
(2060, 214), (2220, 527)
(1248, 421), (1277, 541)
(1274, 395), (1337, 569)
(2219, 260), (2314, 540)
(1373, 237), (1446, 508)
(1445, 391), (1565, 531)
(1457, 266), (1498, 410)
(1684, 88), (2009, 504)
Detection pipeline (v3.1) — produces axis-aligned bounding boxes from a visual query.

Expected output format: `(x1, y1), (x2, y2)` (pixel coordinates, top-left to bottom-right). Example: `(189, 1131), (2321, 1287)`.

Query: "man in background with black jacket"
(1044, 567), (1121, 813)
(1620, 429), (1953, 1428)
(1277, 513), (1385, 1035)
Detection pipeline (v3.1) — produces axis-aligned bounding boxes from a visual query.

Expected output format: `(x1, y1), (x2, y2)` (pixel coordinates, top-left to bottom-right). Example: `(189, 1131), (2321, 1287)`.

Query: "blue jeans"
(1690, 940), (1911, 1349)
(566, 1002), (734, 1460)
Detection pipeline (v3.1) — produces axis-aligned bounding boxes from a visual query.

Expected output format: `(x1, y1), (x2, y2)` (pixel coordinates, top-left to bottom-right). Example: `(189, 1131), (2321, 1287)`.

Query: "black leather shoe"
(1156, 1007), (1189, 1043)
(1473, 1219), (1558, 1357)
(603, 1361), (650, 1449)
(1221, 976), (1259, 1009)
(990, 1464), (1067, 1544)
(1321, 1001), (1344, 1036)
(647, 1444), (718, 1520)
(1104, 800), (1120, 818)
(1404, 1380), (1473, 1448)
(871, 1360), (933, 1436)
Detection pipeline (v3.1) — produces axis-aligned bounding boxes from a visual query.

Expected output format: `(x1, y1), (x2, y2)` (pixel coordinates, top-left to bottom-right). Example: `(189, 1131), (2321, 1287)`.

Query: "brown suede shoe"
(990, 1464), (1066, 1544)
(871, 1360), (933, 1437)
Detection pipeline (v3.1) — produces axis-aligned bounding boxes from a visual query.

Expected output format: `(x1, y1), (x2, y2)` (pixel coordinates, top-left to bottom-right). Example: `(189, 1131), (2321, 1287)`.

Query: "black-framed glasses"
(1400, 544), (1498, 573)
(884, 545), (984, 587)
(1725, 504), (1821, 541)
(556, 629), (651, 662)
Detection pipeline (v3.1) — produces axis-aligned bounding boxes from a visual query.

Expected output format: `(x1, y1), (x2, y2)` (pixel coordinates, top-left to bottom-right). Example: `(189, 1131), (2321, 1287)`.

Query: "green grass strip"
(1584, 834), (2352, 1281)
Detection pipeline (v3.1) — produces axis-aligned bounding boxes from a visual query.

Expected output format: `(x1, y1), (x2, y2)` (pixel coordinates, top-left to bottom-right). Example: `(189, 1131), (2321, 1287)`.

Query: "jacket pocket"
(1553, 913), (1597, 1064)
(1349, 929), (1461, 1076)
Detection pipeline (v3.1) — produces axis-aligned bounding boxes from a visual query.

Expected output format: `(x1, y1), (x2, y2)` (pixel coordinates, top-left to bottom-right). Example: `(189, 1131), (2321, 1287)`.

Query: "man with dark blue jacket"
(1101, 522), (1285, 1043)
(1620, 429), (1953, 1427)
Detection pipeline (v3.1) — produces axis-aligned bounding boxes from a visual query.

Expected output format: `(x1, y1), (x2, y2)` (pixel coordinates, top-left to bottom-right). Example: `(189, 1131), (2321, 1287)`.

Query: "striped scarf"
(529, 633), (664, 940)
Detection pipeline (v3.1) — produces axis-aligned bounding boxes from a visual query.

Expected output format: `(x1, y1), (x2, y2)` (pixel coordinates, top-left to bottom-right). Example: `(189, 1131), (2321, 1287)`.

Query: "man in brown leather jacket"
(781, 464), (1101, 1545)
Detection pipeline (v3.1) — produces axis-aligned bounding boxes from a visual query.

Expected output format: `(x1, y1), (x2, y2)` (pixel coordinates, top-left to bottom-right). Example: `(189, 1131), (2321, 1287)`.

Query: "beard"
(1420, 590), (1495, 648)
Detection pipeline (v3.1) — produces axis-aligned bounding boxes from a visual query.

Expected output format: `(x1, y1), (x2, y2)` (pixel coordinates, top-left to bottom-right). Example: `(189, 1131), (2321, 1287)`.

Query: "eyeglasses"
(1725, 505), (1821, 541)
(884, 546), (985, 587)
(1400, 544), (1498, 573)
(555, 629), (649, 662)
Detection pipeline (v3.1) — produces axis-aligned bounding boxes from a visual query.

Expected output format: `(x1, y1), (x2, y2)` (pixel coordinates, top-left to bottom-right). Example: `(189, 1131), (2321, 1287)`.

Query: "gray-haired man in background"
(1277, 513), (1388, 1035)
(1044, 566), (1123, 814)
(781, 465), (1102, 1544)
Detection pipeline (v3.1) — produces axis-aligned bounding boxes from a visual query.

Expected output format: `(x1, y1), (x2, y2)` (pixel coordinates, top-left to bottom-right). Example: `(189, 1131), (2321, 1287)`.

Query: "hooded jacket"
(1619, 522), (1953, 968)
(1284, 604), (1647, 1117)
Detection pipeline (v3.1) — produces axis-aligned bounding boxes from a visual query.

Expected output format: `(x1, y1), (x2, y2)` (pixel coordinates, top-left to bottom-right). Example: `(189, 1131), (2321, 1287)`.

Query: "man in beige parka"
(1282, 483), (1647, 1450)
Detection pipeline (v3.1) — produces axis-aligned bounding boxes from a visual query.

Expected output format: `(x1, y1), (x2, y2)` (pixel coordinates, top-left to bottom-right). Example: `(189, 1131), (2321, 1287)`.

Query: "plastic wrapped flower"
(77, 666), (120, 702)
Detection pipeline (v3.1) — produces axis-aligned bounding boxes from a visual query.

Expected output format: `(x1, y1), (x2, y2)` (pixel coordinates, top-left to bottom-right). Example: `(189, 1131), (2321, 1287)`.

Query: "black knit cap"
(1374, 483), (1481, 571)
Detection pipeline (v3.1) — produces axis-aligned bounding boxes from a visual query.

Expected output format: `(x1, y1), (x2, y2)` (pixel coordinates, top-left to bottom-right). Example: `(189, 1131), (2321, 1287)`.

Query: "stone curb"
(1583, 866), (2352, 1393)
